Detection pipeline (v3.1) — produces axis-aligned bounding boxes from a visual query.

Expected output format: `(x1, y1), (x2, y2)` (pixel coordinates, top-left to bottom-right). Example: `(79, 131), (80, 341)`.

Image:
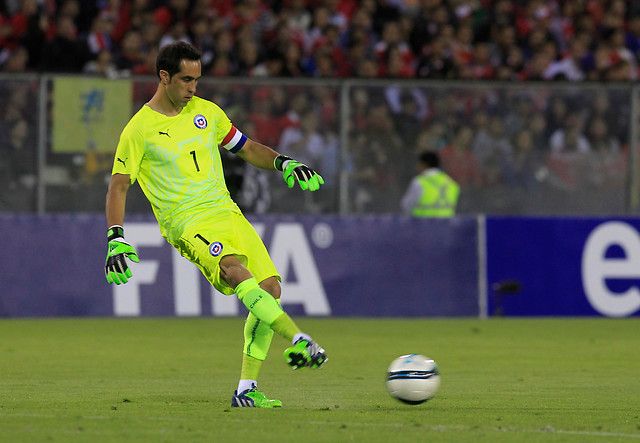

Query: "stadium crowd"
(0, 0), (636, 216)
(1, 0), (640, 81)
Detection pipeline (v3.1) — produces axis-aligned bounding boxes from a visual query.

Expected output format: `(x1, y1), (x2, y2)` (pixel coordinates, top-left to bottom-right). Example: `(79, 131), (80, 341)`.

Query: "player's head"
(156, 42), (202, 109)
(156, 42), (201, 79)
(418, 151), (440, 169)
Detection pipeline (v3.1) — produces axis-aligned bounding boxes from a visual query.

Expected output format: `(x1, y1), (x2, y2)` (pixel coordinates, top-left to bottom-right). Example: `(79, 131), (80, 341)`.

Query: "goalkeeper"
(104, 42), (327, 408)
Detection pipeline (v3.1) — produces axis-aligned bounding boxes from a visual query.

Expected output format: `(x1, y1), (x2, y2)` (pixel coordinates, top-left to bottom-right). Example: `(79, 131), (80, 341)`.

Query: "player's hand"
(276, 155), (324, 191)
(105, 226), (139, 285)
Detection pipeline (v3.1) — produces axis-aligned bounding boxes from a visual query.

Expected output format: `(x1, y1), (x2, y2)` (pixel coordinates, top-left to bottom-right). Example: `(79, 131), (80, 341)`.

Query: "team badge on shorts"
(194, 114), (207, 129)
(209, 241), (223, 256)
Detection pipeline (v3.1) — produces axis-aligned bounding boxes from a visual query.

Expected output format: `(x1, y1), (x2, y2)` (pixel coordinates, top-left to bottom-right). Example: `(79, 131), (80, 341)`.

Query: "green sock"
(236, 278), (284, 325)
(240, 353), (263, 381)
(243, 302), (278, 361)
(241, 299), (281, 380)
(270, 312), (302, 342)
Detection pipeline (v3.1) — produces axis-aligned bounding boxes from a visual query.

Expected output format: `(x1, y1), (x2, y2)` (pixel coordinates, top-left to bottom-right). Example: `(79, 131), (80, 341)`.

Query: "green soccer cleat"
(283, 338), (328, 369)
(231, 389), (283, 408)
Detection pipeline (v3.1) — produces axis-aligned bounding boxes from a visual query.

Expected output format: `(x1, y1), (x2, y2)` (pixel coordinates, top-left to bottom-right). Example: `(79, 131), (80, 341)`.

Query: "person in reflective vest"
(401, 151), (460, 217)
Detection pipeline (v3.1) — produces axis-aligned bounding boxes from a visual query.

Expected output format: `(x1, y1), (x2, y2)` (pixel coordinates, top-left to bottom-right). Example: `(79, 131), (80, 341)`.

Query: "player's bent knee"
(219, 255), (253, 288)
(260, 277), (281, 300)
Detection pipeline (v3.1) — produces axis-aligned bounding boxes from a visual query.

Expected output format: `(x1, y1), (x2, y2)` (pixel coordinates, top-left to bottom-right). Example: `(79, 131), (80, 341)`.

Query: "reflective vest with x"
(412, 171), (460, 217)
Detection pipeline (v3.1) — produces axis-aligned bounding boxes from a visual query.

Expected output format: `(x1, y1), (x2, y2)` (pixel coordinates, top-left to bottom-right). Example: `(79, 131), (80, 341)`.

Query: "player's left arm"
(236, 139), (324, 192)
(235, 139), (279, 170)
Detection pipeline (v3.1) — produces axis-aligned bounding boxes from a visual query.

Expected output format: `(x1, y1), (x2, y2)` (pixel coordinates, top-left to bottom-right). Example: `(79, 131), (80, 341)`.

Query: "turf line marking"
(522, 428), (640, 439)
(2, 413), (639, 439)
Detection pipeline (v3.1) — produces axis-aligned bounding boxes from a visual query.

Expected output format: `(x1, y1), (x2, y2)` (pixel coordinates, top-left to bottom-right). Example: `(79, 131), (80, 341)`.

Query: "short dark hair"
(419, 151), (440, 168)
(156, 42), (201, 79)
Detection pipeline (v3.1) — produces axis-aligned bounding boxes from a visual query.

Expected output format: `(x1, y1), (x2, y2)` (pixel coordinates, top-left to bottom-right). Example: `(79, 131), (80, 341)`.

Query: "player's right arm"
(106, 173), (130, 228)
(105, 173), (139, 285)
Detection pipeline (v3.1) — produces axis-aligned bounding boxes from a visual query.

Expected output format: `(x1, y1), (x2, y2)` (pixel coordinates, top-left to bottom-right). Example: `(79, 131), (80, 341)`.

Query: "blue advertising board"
(0, 214), (479, 318)
(485, 217), (640, 317)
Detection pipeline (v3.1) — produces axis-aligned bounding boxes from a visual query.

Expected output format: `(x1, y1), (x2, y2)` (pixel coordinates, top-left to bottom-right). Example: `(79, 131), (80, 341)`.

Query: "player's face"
(165, 59), (201, 109)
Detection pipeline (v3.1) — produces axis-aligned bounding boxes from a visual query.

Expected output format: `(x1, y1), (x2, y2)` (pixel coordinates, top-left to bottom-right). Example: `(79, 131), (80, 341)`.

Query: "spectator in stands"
(278, 108), (324, 168)
(492, 24), (519, 67)
(528, 111), (549, 152)
(543, 35), (590, 81)
(85, 11), (114, 60)
(115, 29), (144, 72)
(415, 121), (448, 153)
(322, 0), (350, 32)
(1, 45), (28, 71)
(282, 0), (312, 34)
(450, 23), (473, 69)
(154, 0), (190, 34)
(158, 19), (191, 48)
(229, 0), (275, 43)
(586, 90), (628, 144)
(248, 87), (284, 147)
(469, 42), (495, 80)
(599, 27), (638, 81)
(309, 23), (349, 76)
(375, 20), (414, 73)
(508, 128), (545, 189)
(387, 87), (427, 146)
(587, 116), (621, 155)
(40, 15), (87, 72)
(83, 49), (118, 78)
(625, 14), (640, 61)
(472, 114), (514, 186)
(304, 5), (331, 54)
(410, 2), (446, 55)
(439, 126), (482, 187)
(189, 16), (214, 69)
(2, 113), (36, 210)
(503, 94), (534, 139)
(379, 43), (414, 77)
(10, 0), (48, 71)
(544, 95), (569, 139)
(130, 46), (157, 75)
(280, 39), (308, 77)
(587, 117), (626, 189)
(139, 20), (163, 54)
(549, 114), (591, 154)
(235, 38), (261, 76)
(416, 33), (455, 79)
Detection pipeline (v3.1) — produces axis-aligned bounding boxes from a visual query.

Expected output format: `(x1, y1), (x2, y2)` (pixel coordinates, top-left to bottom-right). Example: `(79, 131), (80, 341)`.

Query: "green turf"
(0, 317), (639, 442)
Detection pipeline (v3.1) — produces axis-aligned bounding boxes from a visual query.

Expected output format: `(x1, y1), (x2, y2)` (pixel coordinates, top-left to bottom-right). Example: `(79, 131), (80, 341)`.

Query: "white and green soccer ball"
(386, 354), (440, 404)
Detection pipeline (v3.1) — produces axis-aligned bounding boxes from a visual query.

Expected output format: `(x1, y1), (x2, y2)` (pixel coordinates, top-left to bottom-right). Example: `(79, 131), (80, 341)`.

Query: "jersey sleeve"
(112, 119), (145, 184)
(212, 103), (247, 154)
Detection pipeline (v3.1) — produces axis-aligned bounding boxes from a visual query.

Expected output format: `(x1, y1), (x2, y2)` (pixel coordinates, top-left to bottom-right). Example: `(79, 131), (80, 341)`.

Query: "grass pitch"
(0, 317), (639, 442)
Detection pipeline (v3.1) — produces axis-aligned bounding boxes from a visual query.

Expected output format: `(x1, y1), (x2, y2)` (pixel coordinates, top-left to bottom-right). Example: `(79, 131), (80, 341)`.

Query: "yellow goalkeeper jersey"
(112, 96), (248, 243)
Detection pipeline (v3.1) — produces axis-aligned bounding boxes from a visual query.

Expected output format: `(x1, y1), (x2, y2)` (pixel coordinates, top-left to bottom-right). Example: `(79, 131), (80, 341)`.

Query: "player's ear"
(159, 70), (170, 84)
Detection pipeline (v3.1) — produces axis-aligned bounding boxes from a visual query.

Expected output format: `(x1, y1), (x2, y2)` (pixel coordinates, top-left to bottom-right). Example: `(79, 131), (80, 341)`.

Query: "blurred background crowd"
(2, 0), (640, 81)
(0, 0), (638, 217)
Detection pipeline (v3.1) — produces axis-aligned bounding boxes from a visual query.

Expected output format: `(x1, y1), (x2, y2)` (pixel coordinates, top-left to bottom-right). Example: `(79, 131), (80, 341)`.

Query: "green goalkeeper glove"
(105, 225), (139, 285)
(275, 155), (324, 191)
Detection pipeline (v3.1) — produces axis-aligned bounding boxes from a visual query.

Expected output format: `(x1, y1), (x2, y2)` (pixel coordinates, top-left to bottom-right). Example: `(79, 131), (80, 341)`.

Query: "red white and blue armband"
(221, 126), (247, 154)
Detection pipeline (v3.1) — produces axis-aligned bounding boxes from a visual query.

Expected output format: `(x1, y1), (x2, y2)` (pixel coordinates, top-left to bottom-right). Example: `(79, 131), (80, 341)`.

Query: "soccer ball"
(386, 354), (440, 404)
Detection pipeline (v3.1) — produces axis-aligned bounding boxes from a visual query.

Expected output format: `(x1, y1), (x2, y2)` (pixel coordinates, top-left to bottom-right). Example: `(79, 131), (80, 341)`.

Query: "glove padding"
(281, 158), (324, 191)
(105, 238), (139, 285)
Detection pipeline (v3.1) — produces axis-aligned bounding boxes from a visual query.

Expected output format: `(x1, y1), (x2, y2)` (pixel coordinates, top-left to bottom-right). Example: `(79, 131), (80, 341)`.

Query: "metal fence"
(1, 74), (638, 215)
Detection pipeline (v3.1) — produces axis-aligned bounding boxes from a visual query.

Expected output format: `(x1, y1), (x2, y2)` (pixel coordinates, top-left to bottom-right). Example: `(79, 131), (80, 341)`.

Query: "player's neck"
(146, 88), (183, 117)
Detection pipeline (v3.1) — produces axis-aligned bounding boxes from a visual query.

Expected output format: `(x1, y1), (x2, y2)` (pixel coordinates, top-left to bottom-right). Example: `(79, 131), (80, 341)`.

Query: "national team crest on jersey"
(194, 114), (207, 129)
(209, 241), (223, 256)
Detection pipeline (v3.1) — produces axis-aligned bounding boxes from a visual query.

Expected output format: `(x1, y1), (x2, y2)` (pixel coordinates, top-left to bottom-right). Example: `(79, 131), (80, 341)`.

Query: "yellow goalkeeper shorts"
(172, 211), (280, 295)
